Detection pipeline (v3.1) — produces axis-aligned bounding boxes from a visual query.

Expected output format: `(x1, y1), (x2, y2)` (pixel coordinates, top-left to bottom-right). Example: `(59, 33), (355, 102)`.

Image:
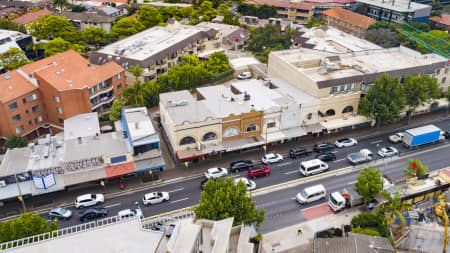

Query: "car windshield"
(157, 192), (162, 197)
(300, 191), (308, 199)
(53, 207), (66, 214)
(330, 195), (341, 206)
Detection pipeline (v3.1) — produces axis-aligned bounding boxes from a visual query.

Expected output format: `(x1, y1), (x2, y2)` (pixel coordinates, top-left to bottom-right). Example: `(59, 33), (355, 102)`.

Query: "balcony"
(91, 95), (114, 110)
(90, 84), (114, 99)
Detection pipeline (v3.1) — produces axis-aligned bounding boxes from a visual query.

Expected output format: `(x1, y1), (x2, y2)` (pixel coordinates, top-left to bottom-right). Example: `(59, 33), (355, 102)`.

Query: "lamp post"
(264, 123), (268, 155)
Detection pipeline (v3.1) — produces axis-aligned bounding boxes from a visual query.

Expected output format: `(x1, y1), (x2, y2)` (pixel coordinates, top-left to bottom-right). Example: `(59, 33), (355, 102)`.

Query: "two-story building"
(321, 7), (376, 38)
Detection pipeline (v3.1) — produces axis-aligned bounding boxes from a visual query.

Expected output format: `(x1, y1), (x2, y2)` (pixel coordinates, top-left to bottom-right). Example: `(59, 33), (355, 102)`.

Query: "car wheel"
(163, 199), (168, 203)
(333, 157), (337, 161)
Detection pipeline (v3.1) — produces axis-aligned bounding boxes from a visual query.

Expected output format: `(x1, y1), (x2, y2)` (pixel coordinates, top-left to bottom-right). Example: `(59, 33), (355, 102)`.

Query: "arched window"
(179, 136), (196, 145)
(306, 113), (312, 120)
(326, 109), (335, 116)
(202, 132), (217, 141)
(223, 127), (239, 138)
(246, 124), (258, 132)
(342, 106), (353, 114)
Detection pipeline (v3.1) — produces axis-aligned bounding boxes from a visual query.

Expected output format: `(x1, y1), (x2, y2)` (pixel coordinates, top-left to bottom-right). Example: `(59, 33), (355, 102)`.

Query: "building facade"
(355, 0), (432, 23)
(246, 0), (315, 24)
(321, 8), (376, 38)
(53, 12), (114, 33)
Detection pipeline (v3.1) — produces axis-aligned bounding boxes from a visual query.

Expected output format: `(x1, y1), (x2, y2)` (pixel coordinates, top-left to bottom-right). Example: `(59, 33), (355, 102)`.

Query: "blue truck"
(403, 124), (444, 149)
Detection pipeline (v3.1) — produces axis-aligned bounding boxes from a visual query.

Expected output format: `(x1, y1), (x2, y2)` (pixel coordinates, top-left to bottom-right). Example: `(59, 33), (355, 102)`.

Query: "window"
(116, 73), (121, 80)
(307, 113), (312, 120)
(325, 109), (335, 116)
(53, 96), (60, 103)
(330, 87), (338, 94)
(16, 125), (24, 134)
(340, 85), (346, 93)
(56, 107), (62, 114)
(89, 87), (95, 95)
(117, 84), (122, 90)
(246, 124), (258, 133)
(29, 94), (37, 102)
(32, 105), (40, 113)
(442, 77), (446, 84)
(179, 136), (196, 145)
(202, 132), (217, 141)
(28, 120), (32, 126)
(35, 116), (42, 123)
(223, 127), (239, 138)
(267, 122), (276, 128)
(58, 118), (64, 124)
(26, 110), (29, 114)
(22, 98), (27, 104)
(12, 114), (21, 123)
(342, 106), (354, 113)
(9, 102), (18, 111)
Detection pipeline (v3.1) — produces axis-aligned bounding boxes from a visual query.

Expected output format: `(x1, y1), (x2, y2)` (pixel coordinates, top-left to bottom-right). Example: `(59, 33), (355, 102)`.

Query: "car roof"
(50, 207), (64, 212)
(144, 192), (159, 198)
(208, 168), (221, 172)
(77, 194), (93, 201)
(235, 177), (249, 183)
(301, 159), (325, 166)
(331, 192), (345, 202)
(118, 209), (133, 216)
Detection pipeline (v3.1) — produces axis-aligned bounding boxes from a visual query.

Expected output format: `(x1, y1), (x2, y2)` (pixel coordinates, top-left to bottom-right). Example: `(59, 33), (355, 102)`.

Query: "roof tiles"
(0, 71), (37, 103)
(322, 7), (376, 29)
(12, 9), (53, 24)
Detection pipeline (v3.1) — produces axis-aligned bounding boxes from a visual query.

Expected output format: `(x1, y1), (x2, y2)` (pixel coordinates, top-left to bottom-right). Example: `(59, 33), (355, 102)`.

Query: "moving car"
(237, 72), (252, 80)
(377, 147), (399, 157)
(445, 131), (450, 139)
(296, 184), (326, 204)
(201, 177), (220, 189)
(75, 193), (104, 209)
(315, 152), (336, 162)
(234, 177), (256, 191)
(48, 207), (72, 220)
(229, 160), (253, 173)
(79, 208), (108, 221)
(299, 159), (329, 177)
(313, 143), (335, 152)
(334, 138), (357, 148)
(261, 153), (283, 164)
(389, 132), (404, 143)
(205, 168), (228, 179)
(142, 192), (169, 206)
(347, 149), (373, 165)
(117, 208), (143, 220)
(289, 147), (312, 159)
(248, 166), (270, 179)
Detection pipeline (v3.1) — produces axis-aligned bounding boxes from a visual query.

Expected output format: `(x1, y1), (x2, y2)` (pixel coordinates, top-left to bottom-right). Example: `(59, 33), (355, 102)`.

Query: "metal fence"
(141, 209), (195, 229)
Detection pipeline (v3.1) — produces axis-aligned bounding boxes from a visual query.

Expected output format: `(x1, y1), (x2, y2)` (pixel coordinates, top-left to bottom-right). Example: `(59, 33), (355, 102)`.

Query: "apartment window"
(58, 118), (64, 124)
(32, 105), (40, 113)
(56, 107), (63, 114)
(35, 116), (42, 123)
(9, 102), (18, 111)
(340, 85), (346, 93)
(442, 77), (447, 84)
(116, 73), (121, 80)
(22, 98), (27, 104)
(28, 120), (32, 126)
(246, 124), (258, 133)
(330, 87), (338, 94)
(29, 93), (37, 102)
(54, 96), (60, 103)
(12, 114), (21, 123)
(16, 125), (24, 134)
(26, 110), (29, 115)
(267, 122), (276, 128)
(307, 113), (312, 120)
(89, 87), (95, 95)
(117, 84), (122, 90)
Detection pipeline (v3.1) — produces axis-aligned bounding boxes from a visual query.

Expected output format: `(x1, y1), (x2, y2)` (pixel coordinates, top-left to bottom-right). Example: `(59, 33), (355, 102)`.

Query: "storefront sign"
(32, 157), (103, 177)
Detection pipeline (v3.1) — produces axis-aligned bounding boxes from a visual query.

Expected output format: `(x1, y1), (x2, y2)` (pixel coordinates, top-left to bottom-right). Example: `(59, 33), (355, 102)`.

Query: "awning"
(0, 181), (32, 201)
(105, 162), (136, 178)
(134, 157), (165, 172)
(320, 115), (371, 130)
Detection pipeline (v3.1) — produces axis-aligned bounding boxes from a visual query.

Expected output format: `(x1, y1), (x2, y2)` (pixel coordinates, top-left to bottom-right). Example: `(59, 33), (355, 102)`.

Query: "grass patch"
(352, 227), (381, 237)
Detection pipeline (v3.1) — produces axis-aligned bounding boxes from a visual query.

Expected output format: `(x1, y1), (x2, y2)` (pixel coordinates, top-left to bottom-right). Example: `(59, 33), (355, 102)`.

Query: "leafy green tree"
(109, 99), (124, 121)
(403, 158), (428, 178)
(30, 15), (76, 40)
(379, 191), (411, 227)
(5, 135), (28, 149)
(129, 64), (144, 80)
(180, 6), (194, 17)
(71, 4), (86, 12)
(143, 81), (161, 106)
(248, 24), (292, 63)
(159, 6), (182, 22)
(53, 0), (68, 12)
(404, 75), (441, 123)
(354, 166), (383, 205)
(39, 37), (84, 56)
(359, 74), (406, 127)
(82, 27), (107, 48)
(112, 17), (145, 38)
(305, 16), (323, 28)
(0, 20), (26, 33)
(123, 64), (146, 105)
(0, 48), (32, 71)
(0, 212), (59, 243)
(238, 3), (277, 19)
(431, 0), (442, 17)
(138, 5), (162, 28)
(194, 177), (266, 227)
(199, 1), (217, 22)
(206, 52), (229, 74)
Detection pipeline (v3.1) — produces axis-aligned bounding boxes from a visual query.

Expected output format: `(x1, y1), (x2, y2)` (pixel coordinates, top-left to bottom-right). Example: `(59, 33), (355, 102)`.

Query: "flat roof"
(357, 0), (431, 12)
(0, 148), (31, 177)
(0, 29), (23, 55)
(197, 22), (241, 38)
(64, 112), (100, 140)
(166, 219), (202, 253)
(122, 107), (157, 142)
(405, 124), (441, 136)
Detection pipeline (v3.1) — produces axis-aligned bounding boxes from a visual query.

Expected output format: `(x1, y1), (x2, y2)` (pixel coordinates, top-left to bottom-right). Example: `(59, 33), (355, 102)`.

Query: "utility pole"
(264, 124), (268, 155)
(14, 174), (27, 213)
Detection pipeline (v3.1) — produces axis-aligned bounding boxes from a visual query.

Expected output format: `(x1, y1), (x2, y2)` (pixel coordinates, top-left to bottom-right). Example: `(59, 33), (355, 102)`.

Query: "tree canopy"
(206, 52), (230, 74)
(194, 177), (266, 227)
(82, 27), (110, 48)
(31, 15), (76, 41)
(109, 99), (124, 121)
(354, 166), (384, 204)
(138, 5), (163, 28)
(0, 212), (59, 243)
(248, 24), (293, 63)
(379, 191), (411, 227)
(237, 3), (277, 19)
(39, 37), (84, 56)
(0, 48), (32, 71)
(403, 158), (428, 178)
(0, 20), (26, 33)
(404, 74), (441, 122)
(112, 17), (145, 38)
(159, 6), (183, 22)
(5, 135), (28, 149)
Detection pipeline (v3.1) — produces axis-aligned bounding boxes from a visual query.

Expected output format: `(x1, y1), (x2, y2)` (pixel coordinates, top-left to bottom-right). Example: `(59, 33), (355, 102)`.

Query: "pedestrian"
(100, 180), (105, 188)
(119, 182), (124, 190)
(297, 227), (303, 236)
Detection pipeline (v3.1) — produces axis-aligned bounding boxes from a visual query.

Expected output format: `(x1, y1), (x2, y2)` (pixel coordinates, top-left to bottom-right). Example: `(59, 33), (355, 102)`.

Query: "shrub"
(352, 227), (381, 237)
(351, 212), (389, 237)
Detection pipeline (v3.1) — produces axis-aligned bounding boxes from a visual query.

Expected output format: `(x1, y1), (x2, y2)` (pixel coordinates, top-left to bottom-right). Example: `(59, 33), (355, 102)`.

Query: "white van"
(299, 159), (329, 176)
(296, 184), (327, 204)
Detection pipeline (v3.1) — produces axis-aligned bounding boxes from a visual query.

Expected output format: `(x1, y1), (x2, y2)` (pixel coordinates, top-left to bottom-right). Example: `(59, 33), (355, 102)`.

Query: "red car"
(248, 166), (270, 179)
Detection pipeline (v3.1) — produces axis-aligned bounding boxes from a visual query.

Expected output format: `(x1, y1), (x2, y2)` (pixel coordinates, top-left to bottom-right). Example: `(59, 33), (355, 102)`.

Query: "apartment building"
(322, 8), (376, 38)
(355, 0), (431, 23)
(430, 14), (450, 32)
(53, 12), (115, 33)
(89, 20), (218, 83)
(246, 0), (315, 23)
(0, 50), (126, 140)
(197, 22), (251, 51)
(268, 46), (448, 131)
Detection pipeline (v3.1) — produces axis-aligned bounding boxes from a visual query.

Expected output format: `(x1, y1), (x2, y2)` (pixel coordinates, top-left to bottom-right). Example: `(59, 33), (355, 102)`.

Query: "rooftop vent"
(4, 75), (11, 80)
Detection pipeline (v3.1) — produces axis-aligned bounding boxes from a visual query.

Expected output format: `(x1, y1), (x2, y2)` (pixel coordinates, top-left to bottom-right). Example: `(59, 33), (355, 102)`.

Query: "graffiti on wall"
(32, 157), (103, 177)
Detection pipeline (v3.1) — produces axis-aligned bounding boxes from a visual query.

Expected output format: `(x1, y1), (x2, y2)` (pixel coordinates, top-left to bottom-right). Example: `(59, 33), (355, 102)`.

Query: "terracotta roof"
(430, 14), (450, 26)
(105, 162), (135, 178)
(304, 0), (354, 4)
(322, 8), (375, 29)
(247, 0), (315, 10)
(0, 71), (37, 103)
(22, 50), (124, 90)
(12, 9), (53, 24)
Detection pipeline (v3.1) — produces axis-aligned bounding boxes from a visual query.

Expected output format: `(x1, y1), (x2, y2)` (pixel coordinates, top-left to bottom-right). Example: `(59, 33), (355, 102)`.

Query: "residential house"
(321, 8), (376, 38)
(53, 12), (114, 33)
(12, 8), (53, 32)
(430, 14), (450, 32)
(197, 22), (251, 51)
(246, 0), (315, 24)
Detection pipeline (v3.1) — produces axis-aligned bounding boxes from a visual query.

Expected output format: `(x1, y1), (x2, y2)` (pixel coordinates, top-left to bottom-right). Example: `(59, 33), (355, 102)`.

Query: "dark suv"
(229, 160), (253, 173)
(289, 147), (312, 159)
(79, 208), (107, 222)
(313, 143), (335, 152)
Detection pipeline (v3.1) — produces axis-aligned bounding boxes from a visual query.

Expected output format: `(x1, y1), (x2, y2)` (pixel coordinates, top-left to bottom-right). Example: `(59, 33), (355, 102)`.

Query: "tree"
(5, 135), (28, 149)
(71, 4), (86, 12)
(365, 28), (400, 48)
(354, 166), (383, 205)
(0, 20), (26, 33)
(199, 1), (217, 22)
(180, 6), (194, 17)
(359, 74), (406, 127)
(379, 191), (411, 227)
(138, 5), (162, 28)
(129, 64), (144, 80)
(109, 99), (124, 121)
(404, 75), (441, 123)
(0, 212), (59, 243)
(206, 52), (229, 74)
(159, 6), (182, 22)
(82, 27), (107, 48)
(238, 3), (277, 19)
(248, 24), (292, 63)
(122, 64), (146, 105)
(40, 37), (84, 56)
(0, 48), (32, 71)
(53, 0), (68, 12)
(30, 15), (76, 41)
(431, 0), (442, 17)
(112, 17), (145, 38)
(194, 177), (266, 227)
(403, 158), (428, 178)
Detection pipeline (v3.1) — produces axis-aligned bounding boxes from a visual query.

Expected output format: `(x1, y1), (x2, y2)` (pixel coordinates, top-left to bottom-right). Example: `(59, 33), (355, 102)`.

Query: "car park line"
(104, 203), (121, 208)
(168, 187), (184, 193)
(170, 197), (189, 204)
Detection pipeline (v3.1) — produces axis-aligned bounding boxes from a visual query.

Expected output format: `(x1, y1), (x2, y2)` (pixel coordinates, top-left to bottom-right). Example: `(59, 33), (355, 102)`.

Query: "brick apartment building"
(322, 7), (376, 38)
(0, 50), (126, 141)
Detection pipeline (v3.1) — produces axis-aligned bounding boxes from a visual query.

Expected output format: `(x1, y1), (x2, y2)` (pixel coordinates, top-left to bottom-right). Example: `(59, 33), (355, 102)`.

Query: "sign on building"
(33, 173), (56, 190)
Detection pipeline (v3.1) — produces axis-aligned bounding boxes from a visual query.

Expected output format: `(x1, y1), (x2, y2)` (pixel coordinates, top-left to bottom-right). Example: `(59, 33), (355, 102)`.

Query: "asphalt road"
(48, 120), (450, 232)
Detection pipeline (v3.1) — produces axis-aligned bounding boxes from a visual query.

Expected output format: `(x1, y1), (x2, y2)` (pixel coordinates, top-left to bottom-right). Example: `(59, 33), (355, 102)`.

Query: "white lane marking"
(291, 197), (296, 200)
(371, 140), (383, 144)
(168, 187), (184, 193)
(231, 174), (241, 178)
(331, 151), (338, 153)
(347, 180), (357, 185)
(104, 203), (120, 208)
(170, 197), (189, 203)
(164, 177), (184, 184)
(333, 158), (346, 163)
(285, 170), (298, 175)
(278, 162), (294, 167)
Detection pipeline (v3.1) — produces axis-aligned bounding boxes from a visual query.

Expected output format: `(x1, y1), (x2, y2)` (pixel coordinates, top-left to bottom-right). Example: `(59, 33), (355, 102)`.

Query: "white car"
(117, 208), (143, 220)
(234, 177), (256, 191)
(75, 193), (104, 209)
(389, 132), (404, 143)
(205, 168), (228, 179)
(262, 153), (283, 164)
(142, 192), (169, 206)
(334, 138), (358, 148)
(237, 72), (252, 80)
(377, 147), (399, 157)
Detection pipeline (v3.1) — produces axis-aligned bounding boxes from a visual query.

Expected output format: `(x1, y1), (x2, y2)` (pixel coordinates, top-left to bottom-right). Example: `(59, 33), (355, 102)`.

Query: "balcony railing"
(90, 85), (113, 99)
(91, 95), (114, 110)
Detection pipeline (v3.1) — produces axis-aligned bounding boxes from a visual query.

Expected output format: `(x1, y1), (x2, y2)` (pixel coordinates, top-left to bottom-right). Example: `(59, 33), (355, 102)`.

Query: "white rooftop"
(357, 0), (431, 12)
(197, 22), (241, 38)
(64, 112), (100, 141)
(0, 29), (24, 55)
(144, 1), (192, 7)
(122, 107), (157, 142)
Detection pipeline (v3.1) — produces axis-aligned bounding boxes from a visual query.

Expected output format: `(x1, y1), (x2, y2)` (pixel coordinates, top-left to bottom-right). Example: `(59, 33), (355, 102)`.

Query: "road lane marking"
(278, 162), (294, 167)
(371, 140), (383, 144)
(285, 170), (298, 175)
(170, 197), (189, 203)
(291, 197), (296, 200)
(331, 151), (338, 153)
(333, 158), (346, 163)
(168, 187), (184, 193)
(104, 203), (120, 208)
(347, 180), (357, 185)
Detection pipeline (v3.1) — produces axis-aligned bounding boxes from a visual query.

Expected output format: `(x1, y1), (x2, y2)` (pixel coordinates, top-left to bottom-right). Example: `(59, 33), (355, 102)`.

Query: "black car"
(313, 143), (335, 152)
(445, 131), (450, 139)
(166, 224), (176, 238)
(152, 222), (165, 232)
(315, 152), (336, 162)
(229, 160), (253, 173)
(79, 208), (108, 221)
(289, 147), (312, 159)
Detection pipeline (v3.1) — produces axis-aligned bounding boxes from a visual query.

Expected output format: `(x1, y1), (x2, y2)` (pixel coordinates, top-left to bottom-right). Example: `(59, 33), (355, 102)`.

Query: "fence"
(205, 69), (235, 84)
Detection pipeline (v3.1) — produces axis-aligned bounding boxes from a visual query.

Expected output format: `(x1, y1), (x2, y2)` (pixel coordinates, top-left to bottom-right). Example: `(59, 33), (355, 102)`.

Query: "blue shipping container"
(404, 125), (442, 148)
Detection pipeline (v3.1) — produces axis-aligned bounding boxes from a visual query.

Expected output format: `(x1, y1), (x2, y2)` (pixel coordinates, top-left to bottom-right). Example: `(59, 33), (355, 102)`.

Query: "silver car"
(48, 207), (72, 220)
(377, 147), (399, 157)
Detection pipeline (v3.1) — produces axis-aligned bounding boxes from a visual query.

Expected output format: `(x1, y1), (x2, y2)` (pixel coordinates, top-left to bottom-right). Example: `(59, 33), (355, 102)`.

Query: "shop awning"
(105, 162), (136, 178)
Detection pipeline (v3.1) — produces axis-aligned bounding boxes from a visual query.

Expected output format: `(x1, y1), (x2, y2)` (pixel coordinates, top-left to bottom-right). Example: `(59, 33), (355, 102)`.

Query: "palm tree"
(379, 191), (411, 228)
(129, 64), (143, 82)
(122, 64), (146, 105)
(52, 0), (67, 13)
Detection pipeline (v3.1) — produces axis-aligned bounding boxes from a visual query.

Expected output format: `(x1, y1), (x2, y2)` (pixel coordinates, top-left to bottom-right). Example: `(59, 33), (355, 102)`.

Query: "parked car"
(334, 138), (357, 148)
(166, 224), (176, 238)
(262, 153), (283, 164)
(444, 131), (450, 139)
(289, 147), (312, 159)
(313, 143), (335, 152)
(48, 207), (72, 220)
(229, 160), (253, 173)
(389, 132), (404, 143)
(237, 72), (252, 80)
(75, 193), (104, 209)
(248, 166), (270, 179)
(79, 208), (107, 222)
(142, 192), (169, 206)
(234, 177), (256, 191)
(152, 222), (165, 232)
(377, 147), (399, 157)
(205, 168), (228, 179)
(315, 152), (336, 162)
(117, 208), (143, 220)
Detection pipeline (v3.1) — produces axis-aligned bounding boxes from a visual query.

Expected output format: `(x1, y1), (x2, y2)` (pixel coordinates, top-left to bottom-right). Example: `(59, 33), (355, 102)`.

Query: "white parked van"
(296, 184), (326, 204)
(299, 159), (329, 176)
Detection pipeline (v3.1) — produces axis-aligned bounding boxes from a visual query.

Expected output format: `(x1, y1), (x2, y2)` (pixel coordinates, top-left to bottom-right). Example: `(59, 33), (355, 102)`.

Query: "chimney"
(167, 18), (179, 33)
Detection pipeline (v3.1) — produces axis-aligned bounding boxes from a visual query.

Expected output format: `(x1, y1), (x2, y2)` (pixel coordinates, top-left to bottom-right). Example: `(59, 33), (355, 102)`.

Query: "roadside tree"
(354, 166), (383, 205)
(0, 48), (32, 71)
(0, 213), (59, 243)
(112, 17), (145, 38)
(403, 158), (428, 178)
(5, 135), (28, 149)
(39, 37), (84, 56)
(404, 75), (441, 123)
